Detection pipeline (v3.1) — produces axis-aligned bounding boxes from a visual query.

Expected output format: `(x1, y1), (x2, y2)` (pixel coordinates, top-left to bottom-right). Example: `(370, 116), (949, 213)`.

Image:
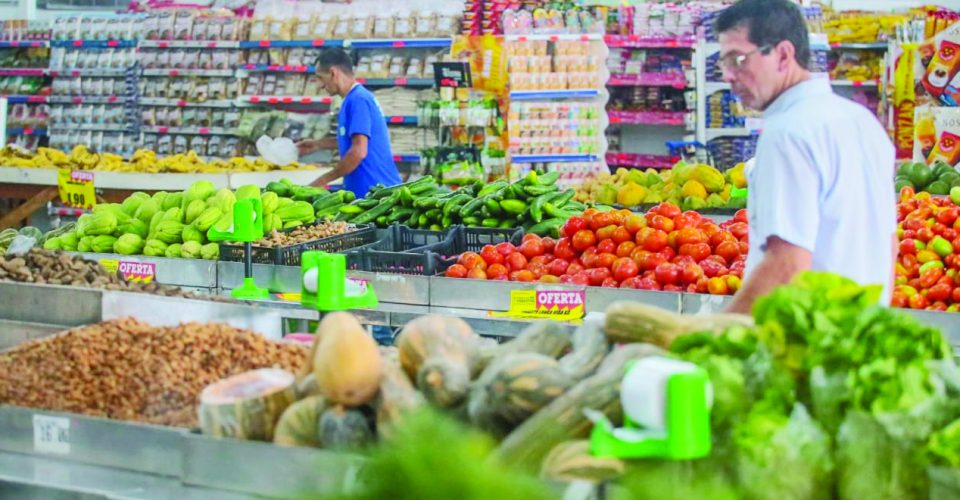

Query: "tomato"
(526, 262), (548, 278)
(649, 214), (675, 233)
(486, 263), (508, 279)
(565, 261), (584, 275)
(554, 238), (576, 261)
(495, 242), (517, 256)
(659, 246), (677, 262)
(597, 238), (617, 255)
(539, 274), (560, 283)
(562, 216), (588, 238)
(458, 252), (486, 271)
(934, 222), (948, 236)
(625, 214), (646, 234)
(612, 257), (640, 282)
(707, 277), (730, 295)
(899, 239), (919, 256)
(917, 250), (940, 264)
(506, 252), (528, 271)
(919, 267), (944, 288)
(681, 263), (704, 285)
(653, 202), (682, 219)
(620, 277), (642, 289)
(891, 292), (908, 308)
(445, 264), (468, 278)
(739, 240), (750, 255)
(544, 257), (568, 277)
(701, 258), (727, 278)
(675, 227), (705, 246)
(612, 226), (633, 244)
(588, 268), (612, 286)
(596, 224), (618, 242)
(541, 237), (556, 254)
(581, 247), (599, 268)
(510, 270), (535, 282)
(725, 274), (742, 293)
(679, 243), (711, 262)
(519, 239), (545, 259)
(715, 240), (741, 264)
(522, 233), (542, 244)
(601, 277), (620, 288)
(909, 293), (928, 309)
(945, 229), (958, 241)
(917, 227), (936, 243)
(572, 230), (597, 252)
(903, 218), (924, 232)
(729, 260), (745, 277)
(479, 244), (504, 266)
(570, 272), (592, 286)
(734, 209), (748, 224)
(596, 252), (618, 270)
(710, 231), (737, 249)
(939, 206), (960, 226)
(590, 212), (616, 231)
(631, 247), (650, 265)
(673, 255), (696, 268)
(640, 228), (669, 252)
(529, 255), (553, 266)
(952, 287), (960, 303)
(641, 252), (667, 272)
(727, 222), (749, 241)
(654, 262), (681, 286)
(467, 267), (488, 280)
(616, 241), (637, 258)
(637, 277), (662, 291)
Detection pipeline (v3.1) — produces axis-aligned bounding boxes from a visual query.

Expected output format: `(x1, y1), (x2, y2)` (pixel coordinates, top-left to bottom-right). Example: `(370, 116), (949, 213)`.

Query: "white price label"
(33, 414), (70, 455)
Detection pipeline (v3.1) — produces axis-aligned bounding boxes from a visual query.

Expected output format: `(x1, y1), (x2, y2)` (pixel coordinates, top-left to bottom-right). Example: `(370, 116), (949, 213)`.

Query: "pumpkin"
(273, 395), (328, 448)
(198, 368), (297, 442)
(318, 405), (374, 451)
(558, 320), (609, 379)
(492, 344), (663, 471)
(374, 352), (426, 439)
(312, 312), (382, 407)
(468, 353), (574, 437)
(478, 321), (572, 372)
(295, 373), (322, 399)
(540, 440), (626, 484)
(396, 315), (480, 408)
(604, 301), (753, 348)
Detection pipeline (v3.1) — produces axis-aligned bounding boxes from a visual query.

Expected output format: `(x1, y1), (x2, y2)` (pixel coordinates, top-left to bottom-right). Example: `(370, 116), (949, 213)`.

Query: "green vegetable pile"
(328, 172), (584, 236)
(42, 179), (321, 259)
(668, 272), (960, 499)
(896, 161), (960, 195)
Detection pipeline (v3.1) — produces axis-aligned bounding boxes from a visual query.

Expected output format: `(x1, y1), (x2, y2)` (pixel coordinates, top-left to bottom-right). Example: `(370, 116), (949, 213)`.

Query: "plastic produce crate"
(220, 224), (377, 266)
(434, 226), (525, 274)
(342, 224), (451, 276)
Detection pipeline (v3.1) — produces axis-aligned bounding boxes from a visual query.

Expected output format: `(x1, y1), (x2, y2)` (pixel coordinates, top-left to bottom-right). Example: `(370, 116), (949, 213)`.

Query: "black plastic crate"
(434, 226), (525, 274)
(350, 249), (444, 276)
(220, 224), (377, 266)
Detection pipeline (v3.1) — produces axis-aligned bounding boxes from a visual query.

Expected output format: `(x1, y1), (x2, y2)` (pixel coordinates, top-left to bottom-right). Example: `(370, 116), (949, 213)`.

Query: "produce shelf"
(220, 224), (377, 266)
(142, 126), (235, 136)
(0, 68), (46, 76)
(3, 95), (48, 104)
(238, 39), (345, 49)
(50, 39), (137, 48)
(242, 95), (334, 105)
(48, 95), (121, 104)
(6, 127), (47, 136)
(608, 73), (688, 88)
(139, 40), (241, 49)
(142, 68), (235, 77)
(604, 34), (697, 48)
(139, 98), (236, 108)
(509, 89), (600, 100)
(0, 40), (48, 48)
(607, 110), (687, 126)
(511, 154), (600, 163)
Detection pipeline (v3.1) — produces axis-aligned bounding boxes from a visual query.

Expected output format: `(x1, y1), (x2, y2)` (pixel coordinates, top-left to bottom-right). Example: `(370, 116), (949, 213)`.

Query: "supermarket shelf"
(605, 34), (697, 48)
(509, 89), (600, 100)
(385, 115), (418, 125)
(0, 68), (45, 76)
(348, 38), (452, 49)
(830, 79), (879, 87)
(512, 154), (600, 163)
(830, 42), (888, 50)
(139, 40), (242, 49)
(242, 95), (334, 105)
(6, 127), (46, 136)
(140, 98), (236, 108)
(238, 39), (345, 49)
(705, 128), (758, 141)
(48, 68), (129, 77)
(0, 167), (326, 192)
(142, 68), (235, 77)
(608, 110), (687, 126)
(48, 95), (121, 104)
(3, 95), (48, 104)
(0, 40), (48, 48)
(504, 33), (604, 42)
(142, 126), (235, 136)
(48, 124), (127, 132)
(606, 152), (676, 169)
(240, 63), (314, 73)
(356, 77), (434, 87)
(608, 73), (688, 88)
(704, 81), (731, 93)
(393, 154), (421, 163)
(50, 39), (137, 48)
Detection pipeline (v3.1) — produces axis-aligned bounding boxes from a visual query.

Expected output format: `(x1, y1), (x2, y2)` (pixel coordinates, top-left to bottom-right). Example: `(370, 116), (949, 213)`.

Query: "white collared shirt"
(745, 77), (896, 304)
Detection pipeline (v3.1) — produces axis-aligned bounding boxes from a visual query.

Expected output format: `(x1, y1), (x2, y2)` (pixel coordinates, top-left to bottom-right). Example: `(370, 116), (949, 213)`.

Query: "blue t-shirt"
(338, 84), (401, 198)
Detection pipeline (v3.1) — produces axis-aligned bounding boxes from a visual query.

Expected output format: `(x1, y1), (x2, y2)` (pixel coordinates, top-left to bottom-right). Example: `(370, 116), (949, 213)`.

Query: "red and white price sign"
(57, 169), (95, 209)
(118, 261), (157, 284)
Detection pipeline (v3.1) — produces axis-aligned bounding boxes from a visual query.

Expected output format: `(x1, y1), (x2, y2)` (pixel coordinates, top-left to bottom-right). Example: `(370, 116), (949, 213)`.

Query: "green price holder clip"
(206, 198), (270, 299)
(300, 251), (378, 311)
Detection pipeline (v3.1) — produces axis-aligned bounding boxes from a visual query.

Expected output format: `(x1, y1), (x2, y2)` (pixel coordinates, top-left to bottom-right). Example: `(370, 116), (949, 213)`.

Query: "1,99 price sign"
(57, 169), (96, 209)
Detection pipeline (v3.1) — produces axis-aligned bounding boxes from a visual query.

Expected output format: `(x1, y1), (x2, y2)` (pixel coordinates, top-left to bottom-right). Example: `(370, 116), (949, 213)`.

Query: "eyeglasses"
(718, 44), (773, 71)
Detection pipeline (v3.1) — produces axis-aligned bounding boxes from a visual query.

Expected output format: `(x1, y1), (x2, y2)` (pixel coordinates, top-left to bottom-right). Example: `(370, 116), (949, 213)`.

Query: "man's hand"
(296, 139), (325, 156)
(725, 236), (812, 314)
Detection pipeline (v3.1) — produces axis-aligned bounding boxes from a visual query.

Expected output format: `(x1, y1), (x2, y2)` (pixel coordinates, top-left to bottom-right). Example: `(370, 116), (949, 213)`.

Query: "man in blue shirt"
(297, 49), (402, 198)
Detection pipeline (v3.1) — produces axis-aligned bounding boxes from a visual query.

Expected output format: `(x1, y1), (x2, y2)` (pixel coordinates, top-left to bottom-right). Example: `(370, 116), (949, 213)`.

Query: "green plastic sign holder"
(300, 251), (378, 311)
(730, 187), (748, 199)
(589, 357), (712, 460)
(206, 198), (270, 300)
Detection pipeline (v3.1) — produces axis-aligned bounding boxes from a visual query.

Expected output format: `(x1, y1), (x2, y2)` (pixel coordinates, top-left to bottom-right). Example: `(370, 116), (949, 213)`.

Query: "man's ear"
(777, 40), (797, 72)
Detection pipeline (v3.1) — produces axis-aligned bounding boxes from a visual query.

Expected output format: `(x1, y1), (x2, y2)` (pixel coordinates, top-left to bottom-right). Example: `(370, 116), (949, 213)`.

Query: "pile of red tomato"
(444, 203), (749, 295)
(892, 188), (960, 311)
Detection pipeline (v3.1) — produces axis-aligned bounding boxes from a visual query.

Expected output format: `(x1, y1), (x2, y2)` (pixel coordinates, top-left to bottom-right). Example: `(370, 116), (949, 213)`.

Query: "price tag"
(118, 261), (156, 284)
(99, 259), (119, 273)
(57, 169), (95, 209)
(33, 414), (70, 455)
(276, 293), (302, 302)
(490, 290), (585, 321)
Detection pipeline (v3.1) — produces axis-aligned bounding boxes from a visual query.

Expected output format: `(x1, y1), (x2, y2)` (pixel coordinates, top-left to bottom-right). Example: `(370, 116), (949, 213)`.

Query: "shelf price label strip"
(489, 290), (585, 322)
(99, 259), (157, 284)
(57, 169), (96, 210)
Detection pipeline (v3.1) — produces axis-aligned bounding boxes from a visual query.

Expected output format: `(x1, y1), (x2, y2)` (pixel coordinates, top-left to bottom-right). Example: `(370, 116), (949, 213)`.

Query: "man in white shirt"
(718, 0), (897, 314)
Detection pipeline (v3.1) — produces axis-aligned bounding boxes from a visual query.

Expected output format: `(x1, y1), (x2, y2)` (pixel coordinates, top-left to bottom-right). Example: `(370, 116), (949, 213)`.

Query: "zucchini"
(537, 171), (560, 186)
(388, 207), (416, 223)
(352, 196), (399, 224)
(481, 218), (501, 228)
(500, 199), (527, 216)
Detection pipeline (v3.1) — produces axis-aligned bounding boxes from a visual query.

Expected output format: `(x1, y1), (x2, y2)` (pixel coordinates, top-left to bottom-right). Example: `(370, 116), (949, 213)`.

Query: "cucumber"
(376, 216), (389, 226)
(537, 171), (560, 186)
(352, 196), (399, 224)
(527, 218), (565, 237)
(481, 218), (500, 228)
(339, 204), (364, 215)
(388, 207), (416, 223)
(524, 184), (558, 197)
(370, 176), (435, 200)
(458, 196), (487, 218)
(498, 220), (516, 229)
(484, 198), (503, 216)
(500, 199), (527, 216)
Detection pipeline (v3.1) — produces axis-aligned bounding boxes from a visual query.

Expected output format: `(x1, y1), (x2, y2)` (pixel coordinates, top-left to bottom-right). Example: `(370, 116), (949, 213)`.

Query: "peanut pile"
(253, 221), (356, 248)
(0, 250), (229, 301)
(0, 318), (307, 427)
